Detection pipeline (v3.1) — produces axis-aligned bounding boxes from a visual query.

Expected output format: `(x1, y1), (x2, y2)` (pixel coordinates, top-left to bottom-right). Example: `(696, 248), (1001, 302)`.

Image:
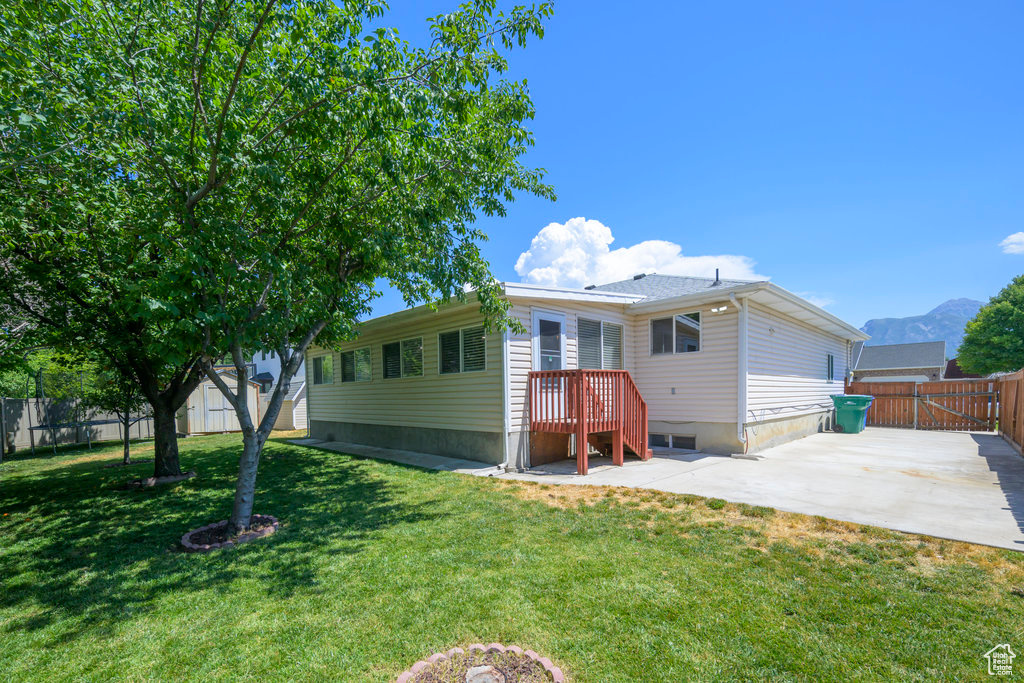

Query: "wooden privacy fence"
(998, 370), (1024, 453)
(845, 379), (997, 432)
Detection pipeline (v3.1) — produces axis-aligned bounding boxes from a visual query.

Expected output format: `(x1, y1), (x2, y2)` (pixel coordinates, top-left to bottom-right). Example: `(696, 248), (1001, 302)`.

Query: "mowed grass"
(1, 434), (1022, 681)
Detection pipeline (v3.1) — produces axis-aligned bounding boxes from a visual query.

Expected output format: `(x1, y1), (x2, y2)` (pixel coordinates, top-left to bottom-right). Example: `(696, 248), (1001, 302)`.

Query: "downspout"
(729, 293), (748, 451)
(500, 328), (512, 471)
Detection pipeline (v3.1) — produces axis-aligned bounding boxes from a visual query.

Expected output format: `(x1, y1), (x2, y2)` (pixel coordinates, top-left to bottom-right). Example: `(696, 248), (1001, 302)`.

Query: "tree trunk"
(122, 413), (131, 465)
(227, 428), (266, 534)
(151, 402), (182, 477)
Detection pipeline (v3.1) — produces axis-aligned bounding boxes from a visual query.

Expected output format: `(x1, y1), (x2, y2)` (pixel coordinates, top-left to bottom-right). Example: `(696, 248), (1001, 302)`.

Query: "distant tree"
(84, 363), (149, 465)
(958, 274), (1024, 375)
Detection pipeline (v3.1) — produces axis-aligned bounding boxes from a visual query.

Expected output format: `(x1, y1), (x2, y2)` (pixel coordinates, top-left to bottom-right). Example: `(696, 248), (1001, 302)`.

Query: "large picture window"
(312, 354), (334, 384)
(650, 312), (701, 355)
(578, 318), (623, 370)
(439, 325), (486, 374)
(341, 347), (372, 382)
(384, 338), (423, 378)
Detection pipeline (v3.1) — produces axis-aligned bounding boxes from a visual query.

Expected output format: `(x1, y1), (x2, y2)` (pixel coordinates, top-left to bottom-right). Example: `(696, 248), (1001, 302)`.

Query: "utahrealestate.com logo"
(983, 644), (1016, 676)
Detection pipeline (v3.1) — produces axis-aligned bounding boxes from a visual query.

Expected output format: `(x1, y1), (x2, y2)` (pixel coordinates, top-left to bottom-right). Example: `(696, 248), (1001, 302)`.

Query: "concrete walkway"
(288, 438), (504, 476)
(500, 428), (1024, 551)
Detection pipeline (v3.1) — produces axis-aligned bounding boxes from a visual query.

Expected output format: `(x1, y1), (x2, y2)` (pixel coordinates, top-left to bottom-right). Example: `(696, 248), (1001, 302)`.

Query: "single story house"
(850, 340), (946, 383)
(177, 370), (261, 435)
(305, 274), (868, 473)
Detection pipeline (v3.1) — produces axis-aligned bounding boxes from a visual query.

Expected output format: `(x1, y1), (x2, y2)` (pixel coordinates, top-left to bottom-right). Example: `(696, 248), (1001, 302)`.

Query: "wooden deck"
(528, 369), (652, 475)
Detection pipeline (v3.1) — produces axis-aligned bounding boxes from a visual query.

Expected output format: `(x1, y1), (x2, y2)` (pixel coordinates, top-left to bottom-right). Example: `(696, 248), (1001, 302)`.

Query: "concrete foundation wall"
(647, 420), (744, 455)
(745, 410), (833, 452)
(309, 419), (503, 465)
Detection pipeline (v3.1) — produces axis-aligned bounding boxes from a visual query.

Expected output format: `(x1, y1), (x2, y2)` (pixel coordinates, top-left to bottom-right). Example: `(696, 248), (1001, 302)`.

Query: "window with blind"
(439, 325), (486, 374)
(382, 342), (402, 379)
(341, 347), (372, 382)
(383, 339), (423, 378)
(312, 355), (334, 384)
(578, 318), (623, 370)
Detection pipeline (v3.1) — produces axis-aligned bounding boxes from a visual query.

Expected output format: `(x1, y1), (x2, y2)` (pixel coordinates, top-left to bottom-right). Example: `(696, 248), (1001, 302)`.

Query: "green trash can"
(831, 395), (873, 434)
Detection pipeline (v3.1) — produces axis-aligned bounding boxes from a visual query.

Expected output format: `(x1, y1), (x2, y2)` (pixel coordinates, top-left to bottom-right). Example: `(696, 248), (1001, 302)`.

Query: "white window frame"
(340, 347), (372, 383)
(438, 325), (487, 374)
(531, 308), (567, 371)
(650, 311), (703, 356)
(382, 338), (423, 379)
(577, 317), (624, 370)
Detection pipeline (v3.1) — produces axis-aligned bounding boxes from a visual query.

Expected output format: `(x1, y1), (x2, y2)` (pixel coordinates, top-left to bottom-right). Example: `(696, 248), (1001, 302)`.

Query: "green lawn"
(1, 433), (1021, 681)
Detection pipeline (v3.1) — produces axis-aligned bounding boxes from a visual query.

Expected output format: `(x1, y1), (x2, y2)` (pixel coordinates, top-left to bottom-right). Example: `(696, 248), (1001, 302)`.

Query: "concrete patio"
(501, 427), (1024, 551)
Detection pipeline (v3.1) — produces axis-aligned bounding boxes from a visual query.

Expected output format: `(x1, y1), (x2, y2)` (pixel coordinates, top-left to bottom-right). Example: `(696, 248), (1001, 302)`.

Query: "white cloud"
(1000, 232), (1024, 254)
(514, 217), (767, 289)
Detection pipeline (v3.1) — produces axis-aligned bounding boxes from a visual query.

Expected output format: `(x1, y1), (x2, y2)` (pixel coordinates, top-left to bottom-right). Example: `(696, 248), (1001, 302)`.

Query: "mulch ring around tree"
(180, 515), (279, 553)
(102, 458), (154, 469)
(397, 644), (565, 683)
(117, 470), (196, 489)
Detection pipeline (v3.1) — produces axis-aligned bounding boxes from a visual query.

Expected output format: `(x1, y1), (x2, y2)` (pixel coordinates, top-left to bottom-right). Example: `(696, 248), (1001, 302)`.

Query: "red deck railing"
(528, 369), (650, 475)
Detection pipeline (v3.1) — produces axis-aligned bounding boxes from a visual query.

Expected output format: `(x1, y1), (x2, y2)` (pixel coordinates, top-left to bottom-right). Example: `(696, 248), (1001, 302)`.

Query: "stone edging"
(180, 514), (279, 553)
(396, 643), (565, 683)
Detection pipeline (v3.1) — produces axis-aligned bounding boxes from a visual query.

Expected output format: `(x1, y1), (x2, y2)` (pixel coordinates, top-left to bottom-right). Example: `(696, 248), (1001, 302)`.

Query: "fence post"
(0, 397), (5, 464)
(913, 384), (919, 430)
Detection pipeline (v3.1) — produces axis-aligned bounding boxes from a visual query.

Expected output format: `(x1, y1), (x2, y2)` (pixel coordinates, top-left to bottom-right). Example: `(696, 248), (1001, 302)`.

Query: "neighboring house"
(851, 341), (946, 383)
(264, 382), (308, 431)
(305, 274), (868, 472)
(249, 350), (306, 394)
(944, 358), (980, 379)
(177, 370), (261, 435)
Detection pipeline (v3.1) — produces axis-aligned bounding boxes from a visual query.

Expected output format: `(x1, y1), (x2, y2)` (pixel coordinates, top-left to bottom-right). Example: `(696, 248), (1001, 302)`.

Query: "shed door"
(205, 385), (227, 432)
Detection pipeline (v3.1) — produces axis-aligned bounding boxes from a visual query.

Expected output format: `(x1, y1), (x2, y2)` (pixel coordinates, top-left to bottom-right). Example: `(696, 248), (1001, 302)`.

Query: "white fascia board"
(624, 281), (869, 342)
(761, 283), (869, 341)
(502, 282), (645, 304)
(624, 282), (769, 313)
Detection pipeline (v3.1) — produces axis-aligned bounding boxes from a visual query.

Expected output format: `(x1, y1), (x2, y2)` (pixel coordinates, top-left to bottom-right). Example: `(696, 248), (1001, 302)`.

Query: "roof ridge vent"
(633, 273), (646, 280)
(584, 284), (596, 290)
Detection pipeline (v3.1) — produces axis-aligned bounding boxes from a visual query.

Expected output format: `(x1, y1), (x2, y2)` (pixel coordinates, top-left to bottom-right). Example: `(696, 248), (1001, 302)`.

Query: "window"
(578, 319), (623, 370)
(384, 338), (423, 378)
(827, 353), (835, 382)
(401, 338), (423, 377)
(440, 326), (486, 374)
(341, 347), (372, 382)
(651, 312), (701, 355)
(648, 433), (670, 448)
(649, 433), (696, 450)
(312, 354), (334, 384)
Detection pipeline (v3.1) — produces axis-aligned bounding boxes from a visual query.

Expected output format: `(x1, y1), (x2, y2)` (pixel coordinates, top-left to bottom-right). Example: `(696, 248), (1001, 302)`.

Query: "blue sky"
(365, 0), (1024, 327)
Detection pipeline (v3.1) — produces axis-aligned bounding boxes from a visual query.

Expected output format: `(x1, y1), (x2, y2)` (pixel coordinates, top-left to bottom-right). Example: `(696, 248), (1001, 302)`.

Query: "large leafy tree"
(2, 0), (553, 533)
(958, 274), (1024, 376)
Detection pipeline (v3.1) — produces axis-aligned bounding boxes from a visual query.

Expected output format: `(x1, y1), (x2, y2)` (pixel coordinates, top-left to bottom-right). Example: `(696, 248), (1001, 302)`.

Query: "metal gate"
(846, 379), (997, 432)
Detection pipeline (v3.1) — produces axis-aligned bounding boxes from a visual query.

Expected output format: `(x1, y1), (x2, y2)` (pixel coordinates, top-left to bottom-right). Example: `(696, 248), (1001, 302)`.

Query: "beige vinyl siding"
(631, 305), (739, 424)
(746, 302), (848, 421)
(506, 298), (636, 430)
(292, 396), (308, 429)
(306, 304), (503, 433)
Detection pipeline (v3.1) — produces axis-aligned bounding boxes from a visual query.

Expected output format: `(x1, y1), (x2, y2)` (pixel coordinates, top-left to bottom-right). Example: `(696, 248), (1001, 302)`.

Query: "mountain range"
(860, 298), (983, 355)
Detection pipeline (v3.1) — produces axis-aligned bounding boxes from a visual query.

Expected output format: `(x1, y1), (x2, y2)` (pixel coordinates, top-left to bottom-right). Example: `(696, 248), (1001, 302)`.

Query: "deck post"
(576, 370), (588, 475)
(613, 375), (624, 466)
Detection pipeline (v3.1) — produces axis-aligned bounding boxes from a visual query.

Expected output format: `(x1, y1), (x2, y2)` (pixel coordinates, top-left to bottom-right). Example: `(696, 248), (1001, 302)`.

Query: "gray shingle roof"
(589, 273), (758, 301)
(854, 341), (946, 371)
